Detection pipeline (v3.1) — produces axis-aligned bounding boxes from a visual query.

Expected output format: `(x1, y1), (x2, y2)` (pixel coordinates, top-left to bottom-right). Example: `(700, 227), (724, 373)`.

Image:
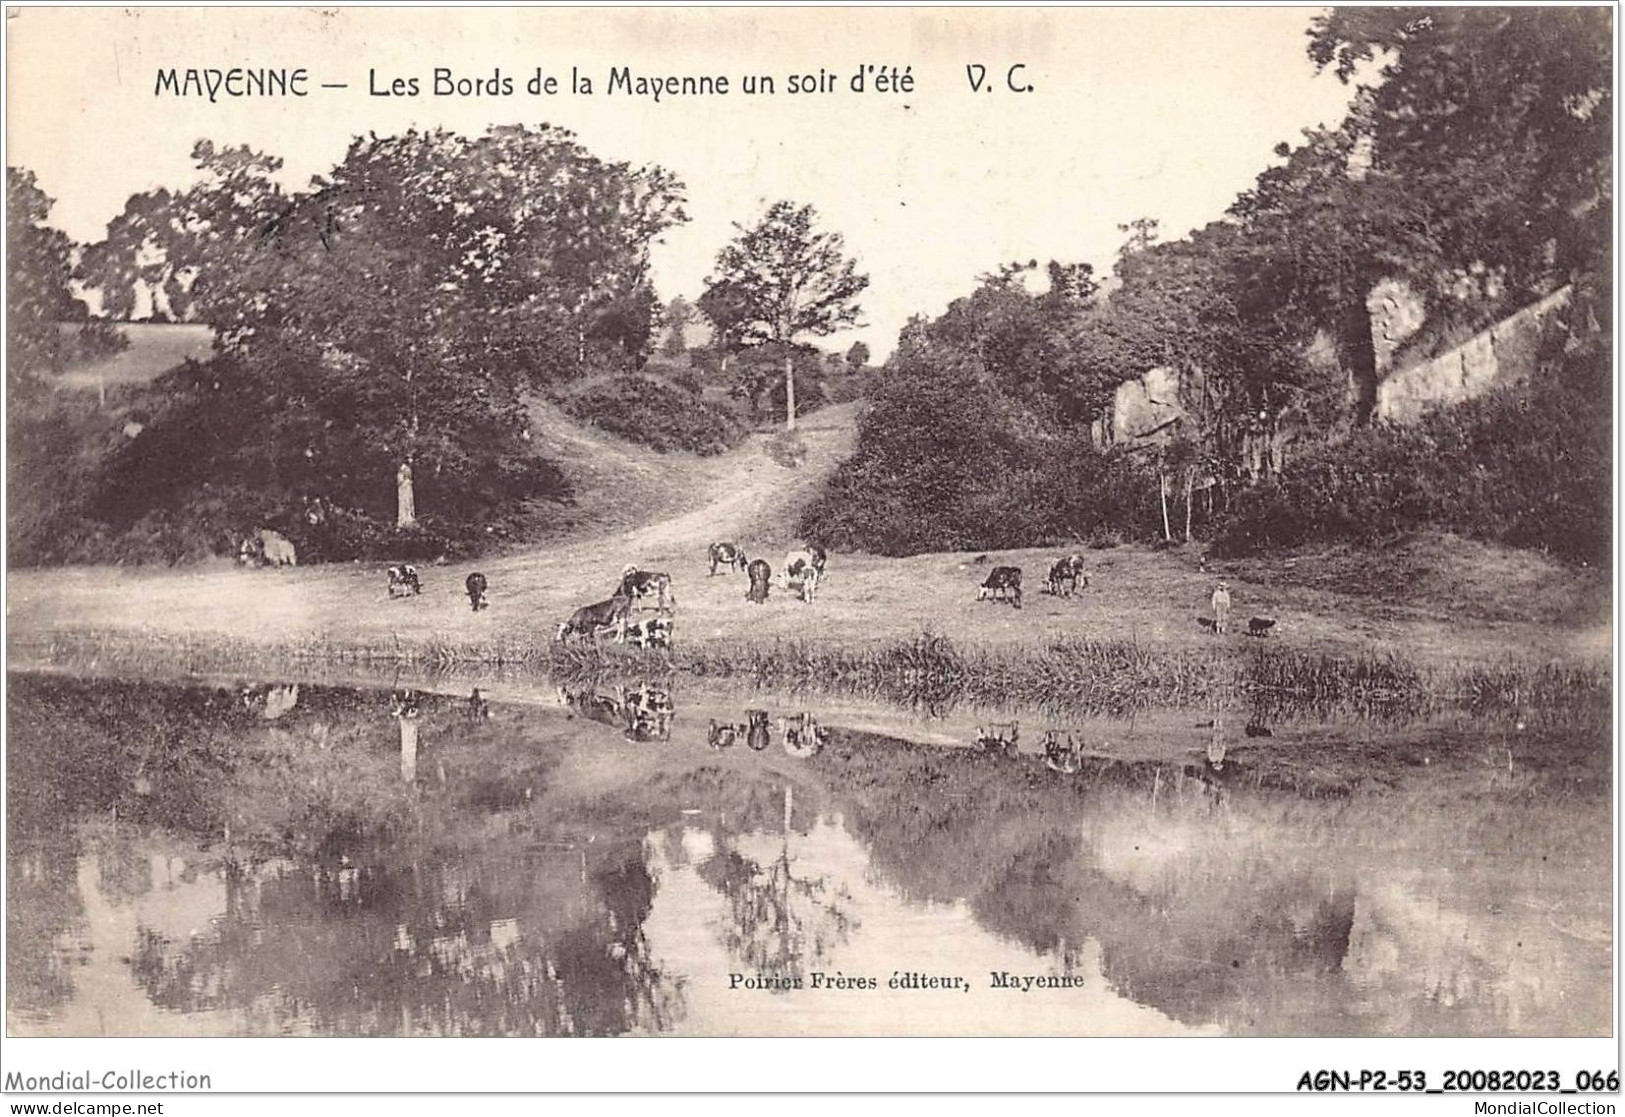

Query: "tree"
(8, 169), (82, 394)
(702, 201), (868, 431)
(83, 127), (686, 549)
(845, 340), (871, 372)
(660, 295), (693, 357)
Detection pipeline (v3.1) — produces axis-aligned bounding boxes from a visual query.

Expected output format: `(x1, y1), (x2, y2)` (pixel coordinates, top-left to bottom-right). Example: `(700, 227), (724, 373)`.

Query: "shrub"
(561, 375), (746, 455)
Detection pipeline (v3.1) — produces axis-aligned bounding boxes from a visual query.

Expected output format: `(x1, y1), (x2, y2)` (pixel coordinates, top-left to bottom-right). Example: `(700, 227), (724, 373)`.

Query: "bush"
(1213, 341), (1611, 564)
(561, 375), (746, 455)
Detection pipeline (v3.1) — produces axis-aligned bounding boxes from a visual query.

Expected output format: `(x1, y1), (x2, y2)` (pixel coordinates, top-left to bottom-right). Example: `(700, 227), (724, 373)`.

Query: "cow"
(977, 566), (1023, 608)
(465, 572), (489, 612)
(560, 686), (626, 730)
(466, 688), (491, 721)
(557, 592), (632, 643)
(387, 564), (421, 597)
(241, 529), (297, 567)
(745, 709), (772, 751)
(782, 548), (825, 603)
(708, 719), (740, 750)
(624, 616), (674, 650)
(1046, 554), (1089, 597)
(708, 542), (749, 576)
(975, 722), (1020, 757)
(623, 687), (674, 742)
(1211, 581), (1232, 635)
(780, 713), (828, 758)
(746, 559), (772, 604)
(1042, 730), (1082, 774)
(1247, 616), (1276, 638)
(618, 566), (676, 614)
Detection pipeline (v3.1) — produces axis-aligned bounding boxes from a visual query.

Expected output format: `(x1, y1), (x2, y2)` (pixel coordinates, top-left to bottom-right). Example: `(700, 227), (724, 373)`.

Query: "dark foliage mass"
(805, 8), (1611, 563)
(562, 375), (746, 455)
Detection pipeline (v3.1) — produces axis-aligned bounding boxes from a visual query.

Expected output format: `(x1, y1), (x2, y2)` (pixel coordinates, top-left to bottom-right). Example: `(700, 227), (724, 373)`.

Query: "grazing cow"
(746, 559), (772, 604)
(1211, 582), (1232, 634)
(746, 709), (771, 751)
(1197, 616), (1219, 634)
(387, 564), (421, 597)
(624, 617), (674, 650)
(708, 719), (740, 751)
(557, 593), (632, 643)
(782, 548), (825, 603)
(465, 572), (489, 612)
(1046, 554), (1090, 597)
(258, 529), (297, 567)
(1247, 616), (1276, 638)
(1042, 730), (1082, 774)
(975, 722), (1020, 757)
(977, 566), (1023, 608)
(780, 713), (828, 758)
(619, 566), (676, 614)
(708, 542), (749, 576)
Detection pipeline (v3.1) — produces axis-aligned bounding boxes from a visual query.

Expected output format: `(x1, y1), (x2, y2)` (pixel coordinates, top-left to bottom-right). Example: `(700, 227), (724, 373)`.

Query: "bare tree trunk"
(783, 348), (797, 432)
(1159, 469), (1172, 542)
(397, 462), (416, 529)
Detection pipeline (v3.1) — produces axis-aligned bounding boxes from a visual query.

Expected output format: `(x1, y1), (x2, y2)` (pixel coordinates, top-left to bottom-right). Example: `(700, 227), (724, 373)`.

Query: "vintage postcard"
(3, 2), (1615, 1101)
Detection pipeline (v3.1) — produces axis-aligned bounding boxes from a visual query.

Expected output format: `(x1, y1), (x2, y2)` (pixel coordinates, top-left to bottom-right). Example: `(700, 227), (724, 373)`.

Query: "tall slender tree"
(702, 202), (867, 431)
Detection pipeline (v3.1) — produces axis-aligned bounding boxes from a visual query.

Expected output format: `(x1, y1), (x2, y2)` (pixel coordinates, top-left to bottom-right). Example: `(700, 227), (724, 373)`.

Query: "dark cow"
(466, 688), (491, 721)
(975, 721), (1020, 757)
(624, 617), (674, 650)
(465, 572), (489, 612)
(1247, 616), (1276, 638)
(977, 566), (1023, 608)
(387, 564), (421, 597)
(745, 709), (771, 751)
(708, 542), (749, 576)
(1045, 554), (1089, 597)
(557, 592), (632, 642)
(619, 566), (676, 613)
(746, 559), (772, 604)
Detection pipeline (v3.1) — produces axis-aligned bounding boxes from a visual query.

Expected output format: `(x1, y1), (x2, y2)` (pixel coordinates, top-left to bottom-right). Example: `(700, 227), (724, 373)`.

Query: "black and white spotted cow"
(977, 566), (1023, 608)
(624, 616), (674, 650)
(618, 566), (676, 614)
(781, 547), (827, 603)
(387, 564), (421, 598)
(708, 542), (749, 576)
(1046, 554), (1089, 597)
(623, 687), (674, 742)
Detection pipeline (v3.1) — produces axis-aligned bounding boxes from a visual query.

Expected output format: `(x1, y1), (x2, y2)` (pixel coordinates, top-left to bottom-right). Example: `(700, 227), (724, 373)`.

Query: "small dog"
(1247, 616), (1276, 638)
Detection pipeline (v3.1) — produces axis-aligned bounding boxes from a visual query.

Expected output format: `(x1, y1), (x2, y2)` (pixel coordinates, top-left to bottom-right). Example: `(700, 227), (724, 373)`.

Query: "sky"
(6, 6), (1361, 357)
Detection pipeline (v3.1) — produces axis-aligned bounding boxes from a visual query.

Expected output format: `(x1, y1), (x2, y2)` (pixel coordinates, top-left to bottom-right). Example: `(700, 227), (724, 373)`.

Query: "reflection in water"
(5, 672), (1611, 1038)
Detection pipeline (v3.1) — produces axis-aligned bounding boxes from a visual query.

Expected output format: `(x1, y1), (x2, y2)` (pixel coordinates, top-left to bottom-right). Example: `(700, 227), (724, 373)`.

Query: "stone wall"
(1375, 285), (1572, 424)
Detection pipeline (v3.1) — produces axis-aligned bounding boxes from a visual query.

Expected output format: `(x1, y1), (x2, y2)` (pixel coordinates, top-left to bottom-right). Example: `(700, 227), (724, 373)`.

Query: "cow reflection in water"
(975, 721), (1020, 758)
(1042, 730), (1083, 774)
(746, 710), (772, 752)
(241, 684), (300, 720)
(780, 713), (827, 758)
(560, 685), (674, 743)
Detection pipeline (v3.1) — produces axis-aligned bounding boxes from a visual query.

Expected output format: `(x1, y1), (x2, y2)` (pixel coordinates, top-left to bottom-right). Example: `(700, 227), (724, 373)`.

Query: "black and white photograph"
(2, 2), (1616, 1101)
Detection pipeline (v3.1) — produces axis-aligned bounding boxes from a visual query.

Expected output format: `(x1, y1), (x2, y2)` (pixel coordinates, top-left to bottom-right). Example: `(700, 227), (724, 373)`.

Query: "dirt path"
(5, 403), (1609, 672)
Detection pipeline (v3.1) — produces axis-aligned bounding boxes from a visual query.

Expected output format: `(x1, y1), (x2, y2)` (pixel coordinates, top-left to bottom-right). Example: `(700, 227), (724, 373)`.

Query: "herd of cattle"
(241, 528), (1276, 642)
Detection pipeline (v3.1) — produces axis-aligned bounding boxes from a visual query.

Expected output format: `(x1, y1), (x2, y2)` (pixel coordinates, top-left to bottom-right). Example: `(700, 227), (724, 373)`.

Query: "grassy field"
(6, 398), (1610, 696)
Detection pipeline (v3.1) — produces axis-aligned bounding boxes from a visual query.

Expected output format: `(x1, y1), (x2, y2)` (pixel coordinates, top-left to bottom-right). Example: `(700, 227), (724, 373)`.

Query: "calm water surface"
(6, 671), (1611, 1037)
